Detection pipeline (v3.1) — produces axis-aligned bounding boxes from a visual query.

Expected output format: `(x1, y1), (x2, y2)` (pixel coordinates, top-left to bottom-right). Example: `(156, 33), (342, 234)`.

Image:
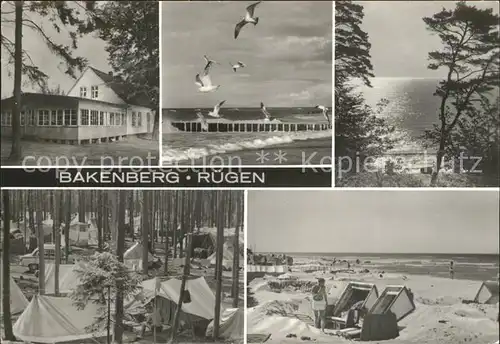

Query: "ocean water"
(289, 252), (500, 282)
(352, 77), (499, 172)
(162, 107), (332, 165)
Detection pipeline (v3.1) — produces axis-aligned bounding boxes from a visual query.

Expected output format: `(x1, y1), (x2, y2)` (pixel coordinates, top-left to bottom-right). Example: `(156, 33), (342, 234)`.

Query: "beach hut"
(368, 285), (416, 322)
(12, 295), (106, 343)
(474, 281), (499, 304)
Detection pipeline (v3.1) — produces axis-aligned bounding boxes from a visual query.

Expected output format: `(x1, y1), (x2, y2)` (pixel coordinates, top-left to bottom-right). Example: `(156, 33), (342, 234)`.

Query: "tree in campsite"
(1, 1), (99, 161)
(423, 2), (500, 186)
(70, 252), (143, 339)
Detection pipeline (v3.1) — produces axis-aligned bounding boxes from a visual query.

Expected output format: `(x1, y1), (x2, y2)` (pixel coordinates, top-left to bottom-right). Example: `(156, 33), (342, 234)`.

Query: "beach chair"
(247, 333), (272, 343)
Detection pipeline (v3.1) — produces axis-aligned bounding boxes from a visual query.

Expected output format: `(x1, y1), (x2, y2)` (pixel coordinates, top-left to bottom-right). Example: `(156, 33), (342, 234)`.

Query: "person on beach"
(312, 278), (328, 332)
(449, 261), (455, 279)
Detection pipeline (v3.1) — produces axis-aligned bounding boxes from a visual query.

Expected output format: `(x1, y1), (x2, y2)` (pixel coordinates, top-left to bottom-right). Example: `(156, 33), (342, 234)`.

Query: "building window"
(90, 110), (99, 125)
(80, 86), (87, 98)
(28, 110), (35, 126)
(80, 109), (89, 125)
(64, 109), (77, 126)
(56, 109), (64, 126)
(38, 110), (49, 126)
(132, 112), (136, 127)
(51, 110), (57, 126)
(121, 113), (125, 126)
(110, 112), (115, 126)
(1, 112), (12, 126)
(91, 86), (99, 99)
(137, 112), (142, 127)
(21, 111), (25, 126)
(99, 111), (105, 126)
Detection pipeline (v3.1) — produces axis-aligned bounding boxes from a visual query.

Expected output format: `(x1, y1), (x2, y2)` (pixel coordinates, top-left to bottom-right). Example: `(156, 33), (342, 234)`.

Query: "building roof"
(89, 67), (153, 108)
(1, 93), (129, 109)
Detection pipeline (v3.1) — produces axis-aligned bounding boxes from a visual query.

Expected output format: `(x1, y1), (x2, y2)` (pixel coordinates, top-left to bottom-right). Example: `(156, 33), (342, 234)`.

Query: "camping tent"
(474, 281), (499, 304)
(191, 227), (244, 268)
(368, 285), (416, 322)
(126, 276), (215, 321)
(44, 263), (82, 295)
(123, 242), (154, 271)
(61, 221), (94, 247)
(0, 258), (29, 316)
(13, 295), (105, 343)
(206, 308), (243, 340)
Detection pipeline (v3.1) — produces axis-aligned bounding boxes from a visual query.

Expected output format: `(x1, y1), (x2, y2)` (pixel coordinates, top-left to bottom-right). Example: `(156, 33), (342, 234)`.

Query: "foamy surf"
(162, 130), (331, 164)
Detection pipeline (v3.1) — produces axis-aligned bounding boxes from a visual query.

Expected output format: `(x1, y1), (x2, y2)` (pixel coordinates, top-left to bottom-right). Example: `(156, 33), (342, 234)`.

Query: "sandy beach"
(247, 259), (499, 344)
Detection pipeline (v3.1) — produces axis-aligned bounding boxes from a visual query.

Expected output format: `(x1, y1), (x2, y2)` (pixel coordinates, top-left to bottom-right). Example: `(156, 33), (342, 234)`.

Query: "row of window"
(1, 109), (149, 127)
(80, 86), (99, 99)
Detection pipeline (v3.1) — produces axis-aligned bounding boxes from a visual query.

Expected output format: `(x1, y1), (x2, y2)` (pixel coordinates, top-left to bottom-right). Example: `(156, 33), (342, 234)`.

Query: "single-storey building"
(1, 67), (154, 144)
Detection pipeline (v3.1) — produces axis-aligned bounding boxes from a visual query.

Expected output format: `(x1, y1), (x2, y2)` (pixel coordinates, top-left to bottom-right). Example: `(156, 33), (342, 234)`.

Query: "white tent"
(13, 295), (105, 343)
(0, 260), (29, 316)
(123, 242), (154, 271)
(44, 263), (83, 295)
(206, 307), (243, 340)
(126, 276), (216, 320)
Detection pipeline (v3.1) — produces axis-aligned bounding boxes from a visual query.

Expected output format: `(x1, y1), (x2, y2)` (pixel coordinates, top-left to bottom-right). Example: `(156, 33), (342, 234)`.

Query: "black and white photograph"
(1, 190), (244, 344)
(0, 1), (159, 166)
(335, 1), (499, 187)
(162, 1), (332, 166)
(247, 190), (499, 343)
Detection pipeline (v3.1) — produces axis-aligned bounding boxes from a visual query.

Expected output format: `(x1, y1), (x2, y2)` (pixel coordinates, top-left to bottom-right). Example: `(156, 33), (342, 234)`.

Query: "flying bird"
(315, 105), (330, 126)
(196, 112), (209, 132)
(230, 61), (246, 72)
(207, 100), (226, 118)
(204, 55), (219, 71)
(195, 63), (220, 92)
(260, 102), (272, 121)
(234, 1), (262, 39)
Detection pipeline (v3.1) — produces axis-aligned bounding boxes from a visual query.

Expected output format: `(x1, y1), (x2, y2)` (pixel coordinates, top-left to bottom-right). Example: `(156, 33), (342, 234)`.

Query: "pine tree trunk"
(37, 191), (45, 295)
(64, 190), (71, 264)
(213, 191), (225, 339)
(231, 192), (241, 307)
(129, 191), (134, 239)
(2, 190), (16, 340)
(9, 1), (23, 162)
(169, 196), (193, 343)
(97, 191), (103, 251)
(164, 192), (171, 275)
(53, 191), (60, 296)
(142, 191), (150, 275)
(172, 191), (178, 259)
(114, 191), (126, 344)
(78, 191), (85, 222)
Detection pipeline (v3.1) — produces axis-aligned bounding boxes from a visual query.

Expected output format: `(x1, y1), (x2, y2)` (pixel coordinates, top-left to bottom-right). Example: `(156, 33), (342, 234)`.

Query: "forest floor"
(1, 136), (159, 166)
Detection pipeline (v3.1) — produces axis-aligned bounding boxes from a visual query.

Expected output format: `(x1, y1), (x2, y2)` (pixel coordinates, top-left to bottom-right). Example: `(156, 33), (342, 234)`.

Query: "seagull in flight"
(315, 105), (331, 126)
(208, 100), (226, 118)
(234, 1), (262, 39)
(195, 62), (220, 92)
(260, 102), (272, 121)
(196, 112), (209, 132)
(230, 61), (246, 72)
(204, 55), (219, 71)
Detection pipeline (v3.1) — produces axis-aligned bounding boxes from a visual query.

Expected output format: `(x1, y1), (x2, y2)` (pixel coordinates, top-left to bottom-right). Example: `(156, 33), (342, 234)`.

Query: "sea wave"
(162, 130), (331, 164)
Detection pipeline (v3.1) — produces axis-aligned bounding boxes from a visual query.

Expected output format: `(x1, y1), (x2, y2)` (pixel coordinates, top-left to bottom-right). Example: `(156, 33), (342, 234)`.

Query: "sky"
(248, 190), (500, 254)
(358, 1), (500, 78)
(162, 1), (332, 108)
(1, 2), (110, 98)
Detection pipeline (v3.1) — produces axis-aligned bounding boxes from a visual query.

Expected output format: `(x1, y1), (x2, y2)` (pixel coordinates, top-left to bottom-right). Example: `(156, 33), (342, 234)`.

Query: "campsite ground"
(1, 136), (159, 166)
(248, 267), (499, 344)
(5, 241), (244, 344)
